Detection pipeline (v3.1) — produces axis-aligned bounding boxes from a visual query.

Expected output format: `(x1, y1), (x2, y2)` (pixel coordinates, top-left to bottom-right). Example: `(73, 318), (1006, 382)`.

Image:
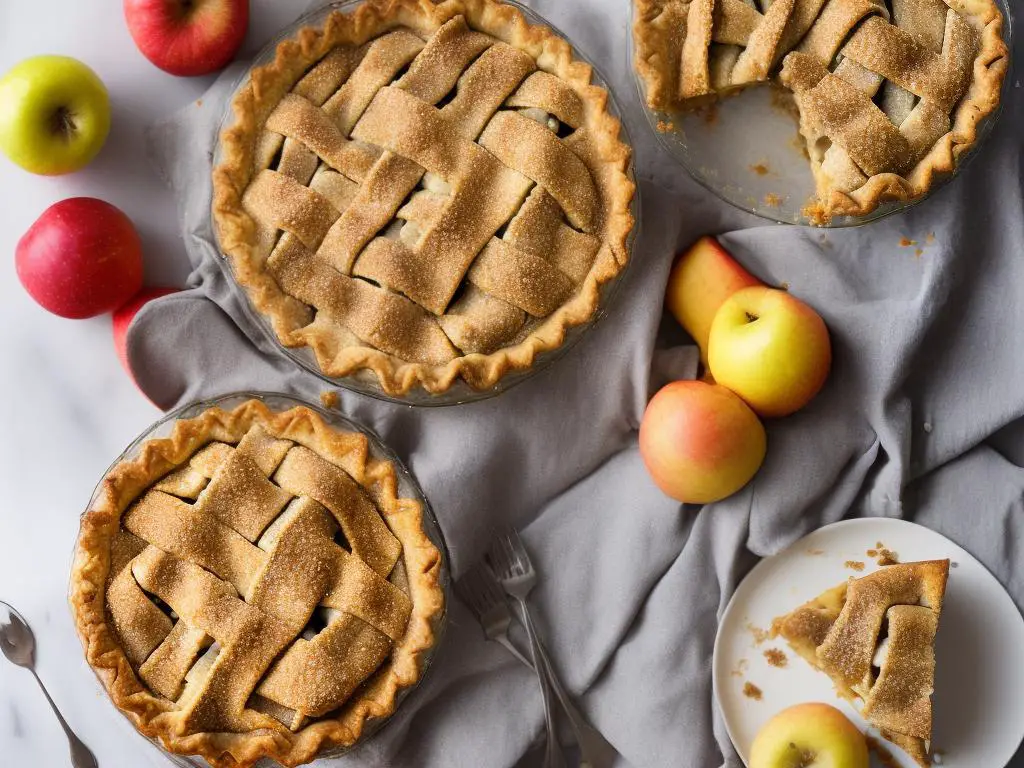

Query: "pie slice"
(771, 559), (950, 766)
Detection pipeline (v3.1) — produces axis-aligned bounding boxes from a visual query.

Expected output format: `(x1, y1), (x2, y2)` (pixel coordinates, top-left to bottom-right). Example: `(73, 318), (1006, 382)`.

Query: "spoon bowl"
(0, 601), (36, 667)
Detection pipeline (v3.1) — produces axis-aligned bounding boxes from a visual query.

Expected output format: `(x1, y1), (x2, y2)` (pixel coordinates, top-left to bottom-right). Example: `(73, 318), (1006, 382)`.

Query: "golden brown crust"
(213, 0), (634, 396)
(69, 399), (444, 768)
(631, 0), (1008, 224)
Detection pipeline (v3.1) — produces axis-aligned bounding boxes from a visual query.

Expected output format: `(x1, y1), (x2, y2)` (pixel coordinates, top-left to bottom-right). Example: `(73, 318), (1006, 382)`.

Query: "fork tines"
(487, 528), (527, 579)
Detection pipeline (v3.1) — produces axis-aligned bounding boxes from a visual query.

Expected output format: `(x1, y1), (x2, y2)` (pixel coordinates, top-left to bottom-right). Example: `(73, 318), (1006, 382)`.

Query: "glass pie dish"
(628, 0), (1014, 227)
(208, 0), (640, 406)
(69, 391), (450, 767)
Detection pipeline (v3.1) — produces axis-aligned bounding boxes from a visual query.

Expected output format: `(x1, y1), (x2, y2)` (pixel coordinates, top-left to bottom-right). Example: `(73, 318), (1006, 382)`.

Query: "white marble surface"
(0, 2), (316, 765)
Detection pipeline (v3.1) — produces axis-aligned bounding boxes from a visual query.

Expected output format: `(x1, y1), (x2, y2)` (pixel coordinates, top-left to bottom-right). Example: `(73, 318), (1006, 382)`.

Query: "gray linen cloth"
(132, 0), (1024, 765)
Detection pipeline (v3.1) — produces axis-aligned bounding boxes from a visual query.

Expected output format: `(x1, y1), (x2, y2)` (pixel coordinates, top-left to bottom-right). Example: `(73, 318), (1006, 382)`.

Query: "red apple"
(639, 380), (767, 504)
(113, 287), (179, 373)
(665, 236), (764, 366)
(16, 198), (144, 319)
(124, 0), (249, 77)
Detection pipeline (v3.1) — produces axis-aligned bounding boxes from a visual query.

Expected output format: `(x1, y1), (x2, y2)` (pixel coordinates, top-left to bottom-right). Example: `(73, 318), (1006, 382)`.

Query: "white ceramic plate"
(714, 518), (1024, 767)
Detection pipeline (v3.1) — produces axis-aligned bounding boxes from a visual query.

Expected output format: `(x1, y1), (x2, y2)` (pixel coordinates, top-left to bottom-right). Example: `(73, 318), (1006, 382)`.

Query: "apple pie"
(70, 399), (444, 768)
(771, 560), (949, 766)
(213, 0), (635, 396)
(632, 0), (1008, 222)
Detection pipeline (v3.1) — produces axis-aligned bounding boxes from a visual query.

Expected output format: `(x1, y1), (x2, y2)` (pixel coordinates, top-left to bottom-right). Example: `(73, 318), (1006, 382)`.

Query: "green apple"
(0, 55), (111, 175)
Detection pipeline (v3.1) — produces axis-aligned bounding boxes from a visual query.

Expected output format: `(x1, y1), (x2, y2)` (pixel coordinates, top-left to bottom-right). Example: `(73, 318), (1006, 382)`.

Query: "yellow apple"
(639, 380), (766, 504)
(708, 286), (831, 418)
(665, 236), (764, 365)
(750, 703), (869, 768)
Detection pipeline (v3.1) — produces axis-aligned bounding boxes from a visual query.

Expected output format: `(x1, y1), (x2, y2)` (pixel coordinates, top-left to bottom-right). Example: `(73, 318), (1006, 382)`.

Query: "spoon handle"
(30, 669), (98, 768)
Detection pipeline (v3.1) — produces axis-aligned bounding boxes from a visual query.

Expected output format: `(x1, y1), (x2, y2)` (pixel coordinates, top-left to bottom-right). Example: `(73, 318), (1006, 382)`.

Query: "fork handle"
(513, 600), (566, 768)
(497, 634), (535, 671)
(517, 605), (619, 768)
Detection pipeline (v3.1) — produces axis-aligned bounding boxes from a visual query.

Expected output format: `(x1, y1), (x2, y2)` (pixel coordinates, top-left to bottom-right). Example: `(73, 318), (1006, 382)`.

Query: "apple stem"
(50, 107), (77, 142)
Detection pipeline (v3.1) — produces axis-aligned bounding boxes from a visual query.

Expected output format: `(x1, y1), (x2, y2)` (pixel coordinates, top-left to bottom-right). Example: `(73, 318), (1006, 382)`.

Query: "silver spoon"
(0, 600), (98, 768)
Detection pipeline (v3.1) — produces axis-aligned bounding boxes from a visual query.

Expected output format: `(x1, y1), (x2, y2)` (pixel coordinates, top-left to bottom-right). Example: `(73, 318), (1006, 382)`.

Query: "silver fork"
(489, 530), (620, 768)
(456, 561), (534, 670)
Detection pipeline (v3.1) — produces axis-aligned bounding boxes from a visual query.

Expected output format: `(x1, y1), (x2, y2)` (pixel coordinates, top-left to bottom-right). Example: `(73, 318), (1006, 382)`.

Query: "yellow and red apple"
(708, 286), (831, 418)
(639, 380), (766, 504)
(750, 703), (868, 768)
(124, 0), (249, 77)
(665, 236), (763, 366)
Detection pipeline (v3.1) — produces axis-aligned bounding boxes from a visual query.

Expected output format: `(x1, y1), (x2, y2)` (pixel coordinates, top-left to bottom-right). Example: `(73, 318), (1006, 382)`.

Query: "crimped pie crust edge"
(69, 399), (445, 768)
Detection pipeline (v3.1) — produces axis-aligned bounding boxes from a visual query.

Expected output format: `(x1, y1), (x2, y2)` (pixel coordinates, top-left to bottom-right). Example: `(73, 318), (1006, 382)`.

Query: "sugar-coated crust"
(69, 399), (444, 768)
(632, 0), (1009, 224)
(213, 0), (635, 396)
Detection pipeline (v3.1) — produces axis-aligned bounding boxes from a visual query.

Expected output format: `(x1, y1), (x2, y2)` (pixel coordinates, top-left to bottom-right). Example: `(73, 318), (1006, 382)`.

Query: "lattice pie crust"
(71, 400), (444, 768)
(214, 0), (635, 395)
(632, 0), (1008, 222)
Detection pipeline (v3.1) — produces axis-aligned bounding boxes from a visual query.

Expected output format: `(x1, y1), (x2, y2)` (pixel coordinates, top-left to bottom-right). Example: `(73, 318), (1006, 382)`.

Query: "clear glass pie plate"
(628, 0), (1014, 227)
(208, 0), (640, 406)
(68, 391), (450, 768)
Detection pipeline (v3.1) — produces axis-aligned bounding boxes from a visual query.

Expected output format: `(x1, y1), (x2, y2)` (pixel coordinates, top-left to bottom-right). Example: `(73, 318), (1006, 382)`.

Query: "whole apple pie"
(70, 399), (444, 768)
(213, 0), (635, 396)
(632, 0), (1008, 222)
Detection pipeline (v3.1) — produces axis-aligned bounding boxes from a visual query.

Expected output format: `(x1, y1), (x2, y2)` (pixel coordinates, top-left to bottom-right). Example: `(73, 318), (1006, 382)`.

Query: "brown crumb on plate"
(805, 548), (825, 556)
(656, 119), (675, 133)
(747, 623), (770, 645)
(196, 99), (203, 107)
(320, 391), (340, 409)
(915, 248), (924, 258)
(764, 648), (787, 668)
(845, 560), (865, 571)
(742, 682), (763, 701)
(899, 237), (917, 247)
(750, 163), (770, 176)
(869, 541), (900, 565)
(763, 192), (782, 208)
(926, 232), (936, 244)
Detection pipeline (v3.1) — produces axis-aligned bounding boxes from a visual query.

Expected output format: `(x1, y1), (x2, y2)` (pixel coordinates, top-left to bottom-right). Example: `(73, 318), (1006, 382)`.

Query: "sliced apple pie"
(771, 559), (950, 766)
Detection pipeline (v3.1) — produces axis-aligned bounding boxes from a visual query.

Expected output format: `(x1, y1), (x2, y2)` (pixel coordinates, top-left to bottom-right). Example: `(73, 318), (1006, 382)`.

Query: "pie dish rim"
(210, 0), (638, 400)
(68, 391), (449, 768)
